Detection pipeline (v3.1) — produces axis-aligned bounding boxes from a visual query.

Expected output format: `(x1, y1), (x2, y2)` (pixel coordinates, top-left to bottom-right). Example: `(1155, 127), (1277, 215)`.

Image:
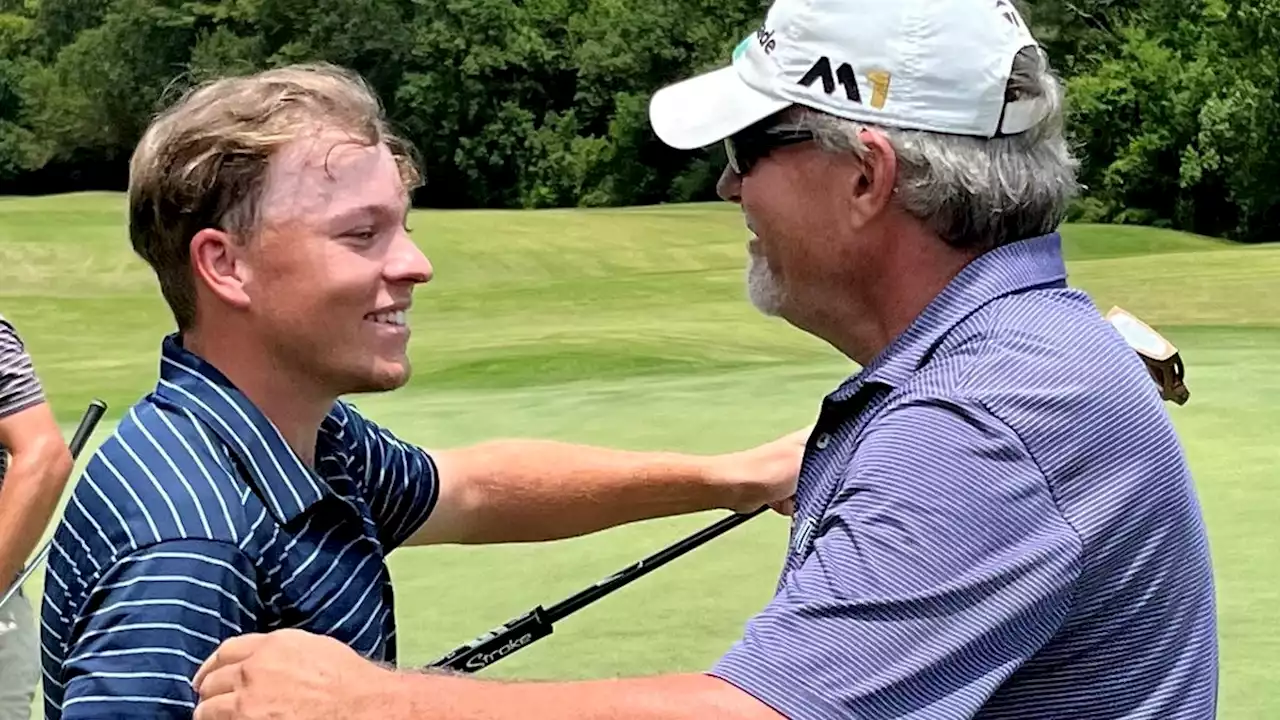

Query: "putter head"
(1105, 306), (1190, 405)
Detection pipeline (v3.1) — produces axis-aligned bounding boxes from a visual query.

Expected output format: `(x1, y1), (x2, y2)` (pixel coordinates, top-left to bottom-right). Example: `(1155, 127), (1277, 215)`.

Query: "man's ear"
(847, 129), (899, 228)
(190, 228), (252, 311)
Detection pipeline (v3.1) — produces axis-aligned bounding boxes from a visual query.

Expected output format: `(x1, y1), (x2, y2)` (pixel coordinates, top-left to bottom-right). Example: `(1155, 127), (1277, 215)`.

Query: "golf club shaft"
(427, 505), (769, 673)
(0, 399), (108, 607)
(544, 505), (768, 623)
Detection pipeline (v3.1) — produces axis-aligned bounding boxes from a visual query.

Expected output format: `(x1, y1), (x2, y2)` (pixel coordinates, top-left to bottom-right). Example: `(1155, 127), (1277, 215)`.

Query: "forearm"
(0, 441), (73, 584)
(381, 672), (780, 720)
(438, 440), (743, 544)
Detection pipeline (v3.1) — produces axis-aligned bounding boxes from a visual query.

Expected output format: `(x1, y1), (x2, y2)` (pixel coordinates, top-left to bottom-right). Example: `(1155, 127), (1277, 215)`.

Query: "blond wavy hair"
(128, 62), (422, 331)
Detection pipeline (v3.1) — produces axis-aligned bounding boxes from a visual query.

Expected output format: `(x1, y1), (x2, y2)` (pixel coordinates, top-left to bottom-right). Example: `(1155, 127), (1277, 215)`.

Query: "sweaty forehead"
(259, 129), (404, 224)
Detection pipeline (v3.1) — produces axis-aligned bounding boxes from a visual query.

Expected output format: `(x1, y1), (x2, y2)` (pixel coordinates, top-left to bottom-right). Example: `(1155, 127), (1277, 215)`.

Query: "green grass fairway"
(4, 192), (1277, 717)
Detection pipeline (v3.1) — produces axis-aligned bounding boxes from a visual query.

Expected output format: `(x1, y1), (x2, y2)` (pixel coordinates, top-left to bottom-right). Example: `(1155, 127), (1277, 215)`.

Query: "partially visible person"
(0, 314), (74, 720)
(37, 62), (805, 720)
(189, 0), (1219, 718)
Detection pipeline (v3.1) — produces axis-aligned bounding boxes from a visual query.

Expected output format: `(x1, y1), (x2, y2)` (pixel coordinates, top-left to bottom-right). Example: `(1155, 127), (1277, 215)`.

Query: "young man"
(0, 314), (74, 720)
(190, 0), (1219, 718)
(38, 63), (806, 720)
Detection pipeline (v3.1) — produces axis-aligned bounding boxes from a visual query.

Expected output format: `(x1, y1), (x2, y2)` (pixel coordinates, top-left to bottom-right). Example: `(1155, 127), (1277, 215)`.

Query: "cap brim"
(649, 66), (792, 150)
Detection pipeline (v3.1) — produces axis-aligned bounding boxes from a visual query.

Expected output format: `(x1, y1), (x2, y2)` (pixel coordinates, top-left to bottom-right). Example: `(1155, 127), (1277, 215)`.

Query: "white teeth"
(370, 310), (407, 327)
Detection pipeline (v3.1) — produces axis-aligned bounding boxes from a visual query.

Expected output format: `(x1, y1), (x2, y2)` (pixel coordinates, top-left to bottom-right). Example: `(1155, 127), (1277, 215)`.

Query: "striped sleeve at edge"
(49, 538), (261, 719)
(0, 316), (45, 419)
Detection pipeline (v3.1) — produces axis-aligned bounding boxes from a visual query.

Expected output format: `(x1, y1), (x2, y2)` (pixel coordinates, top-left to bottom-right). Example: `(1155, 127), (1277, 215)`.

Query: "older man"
(38, 62), (806, 720)
(0, 314), (74, 720)
(190, 0), (1220, 718)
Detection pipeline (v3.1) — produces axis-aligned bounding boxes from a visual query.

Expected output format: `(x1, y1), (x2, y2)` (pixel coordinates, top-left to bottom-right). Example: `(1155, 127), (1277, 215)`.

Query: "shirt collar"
(151, 333), (330, 526)
(830, 232), (1069, 403)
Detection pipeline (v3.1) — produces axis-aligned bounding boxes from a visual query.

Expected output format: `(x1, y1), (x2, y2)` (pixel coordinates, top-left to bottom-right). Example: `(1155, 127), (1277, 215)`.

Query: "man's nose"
(716, 165), (743, 203)
(387, 230), (433, 285)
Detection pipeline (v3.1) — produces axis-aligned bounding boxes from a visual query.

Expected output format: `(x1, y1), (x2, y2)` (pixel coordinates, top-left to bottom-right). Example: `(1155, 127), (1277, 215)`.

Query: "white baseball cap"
(648, 0), (1050, 150)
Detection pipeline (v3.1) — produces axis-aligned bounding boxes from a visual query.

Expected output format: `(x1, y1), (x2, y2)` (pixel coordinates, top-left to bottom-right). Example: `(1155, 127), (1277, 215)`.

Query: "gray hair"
(790, 46), (1079, 253)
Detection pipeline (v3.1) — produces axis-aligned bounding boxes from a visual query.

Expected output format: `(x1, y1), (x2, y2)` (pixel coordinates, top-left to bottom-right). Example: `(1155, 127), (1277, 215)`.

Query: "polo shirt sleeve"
(54, 538), (261, 719)
(337, 403), (441, 551)
(0, 315), (44, 419)
(708, 397), (1083, 719)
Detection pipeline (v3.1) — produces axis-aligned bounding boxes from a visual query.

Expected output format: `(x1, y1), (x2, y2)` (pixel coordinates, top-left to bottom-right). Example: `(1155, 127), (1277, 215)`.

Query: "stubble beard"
(746, 243), (786, 318)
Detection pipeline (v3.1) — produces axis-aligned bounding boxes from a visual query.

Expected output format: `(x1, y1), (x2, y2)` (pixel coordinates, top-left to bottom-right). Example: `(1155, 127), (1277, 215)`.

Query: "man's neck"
(808, 224), (977, 367)
(182, 328), (330, 468)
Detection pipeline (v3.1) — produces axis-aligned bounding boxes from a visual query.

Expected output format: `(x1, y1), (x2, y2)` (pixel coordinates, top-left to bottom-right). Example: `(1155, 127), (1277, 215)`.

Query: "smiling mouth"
(366, 310), (407, 327)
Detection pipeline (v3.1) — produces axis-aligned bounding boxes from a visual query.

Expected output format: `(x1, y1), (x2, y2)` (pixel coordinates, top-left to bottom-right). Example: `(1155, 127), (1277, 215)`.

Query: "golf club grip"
(428, 607), (554, 673)
(425, 507), (768, 673)
(69, 399), (108, 459)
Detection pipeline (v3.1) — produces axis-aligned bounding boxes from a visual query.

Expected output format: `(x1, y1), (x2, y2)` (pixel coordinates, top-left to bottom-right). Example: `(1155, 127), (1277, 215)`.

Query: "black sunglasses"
(724, 125), (815, 175)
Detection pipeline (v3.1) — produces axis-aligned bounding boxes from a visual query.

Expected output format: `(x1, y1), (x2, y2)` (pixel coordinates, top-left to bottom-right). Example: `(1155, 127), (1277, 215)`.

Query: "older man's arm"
(376, 673), (785, 720)
(192, 630), (785, 720)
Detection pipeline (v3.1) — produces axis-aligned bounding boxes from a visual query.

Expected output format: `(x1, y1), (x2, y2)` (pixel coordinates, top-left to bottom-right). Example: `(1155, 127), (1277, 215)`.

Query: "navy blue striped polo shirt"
(710, 233), (1218, 718)
(40, 335), (440, 719)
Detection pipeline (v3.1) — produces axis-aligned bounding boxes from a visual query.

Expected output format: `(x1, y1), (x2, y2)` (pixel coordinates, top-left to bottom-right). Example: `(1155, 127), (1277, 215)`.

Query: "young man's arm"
(0, 316), (74, 588)
(333, 402), (807, 549)
(414, 432), (805, 546)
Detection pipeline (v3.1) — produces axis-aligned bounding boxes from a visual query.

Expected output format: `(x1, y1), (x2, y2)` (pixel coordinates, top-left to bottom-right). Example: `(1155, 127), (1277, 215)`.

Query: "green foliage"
(0, 11), (46, 181)
(0, 0), (1277, 242)
(1055, 0), (1280, 241)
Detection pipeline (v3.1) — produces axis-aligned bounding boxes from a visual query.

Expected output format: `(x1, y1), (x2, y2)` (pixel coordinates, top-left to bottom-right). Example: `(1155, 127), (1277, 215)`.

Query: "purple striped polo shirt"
(710, 232), (1218, 719)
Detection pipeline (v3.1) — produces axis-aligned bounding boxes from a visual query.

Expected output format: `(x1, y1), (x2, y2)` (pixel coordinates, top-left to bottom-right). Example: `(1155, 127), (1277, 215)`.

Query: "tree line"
(1, 0), (1277, 242)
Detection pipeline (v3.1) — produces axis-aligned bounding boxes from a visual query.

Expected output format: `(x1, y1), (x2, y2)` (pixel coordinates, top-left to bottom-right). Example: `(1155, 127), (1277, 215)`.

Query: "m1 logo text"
(798, 57), (892, 109)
